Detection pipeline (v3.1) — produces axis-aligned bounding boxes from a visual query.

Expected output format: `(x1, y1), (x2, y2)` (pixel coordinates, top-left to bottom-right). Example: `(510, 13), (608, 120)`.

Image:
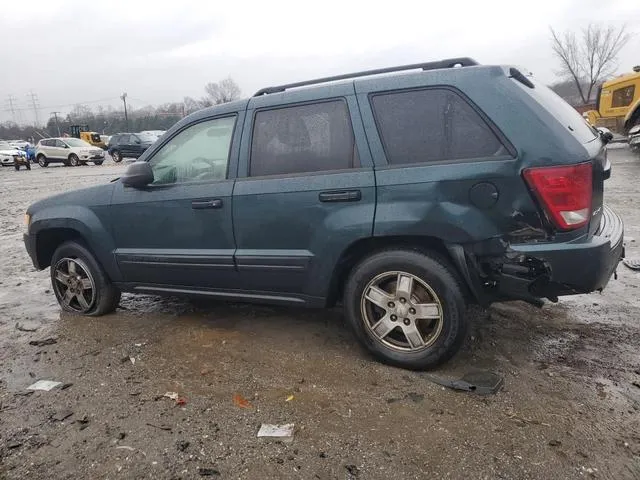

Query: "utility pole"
(27, 91), (40, 127)
(120, 92), (129, 131)
(51, 112), (61, 136)
(5, 94), (18, 123)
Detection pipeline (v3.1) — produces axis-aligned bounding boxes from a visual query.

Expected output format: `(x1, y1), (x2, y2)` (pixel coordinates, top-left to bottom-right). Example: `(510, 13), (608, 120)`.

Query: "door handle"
(318, 190), (362, 202)
(191, 199), (223, 209)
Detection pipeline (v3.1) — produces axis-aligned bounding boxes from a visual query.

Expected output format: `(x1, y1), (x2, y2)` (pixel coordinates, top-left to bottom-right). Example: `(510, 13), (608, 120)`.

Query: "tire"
(14, 163), (19, 171)
(50, 240), (121, 316)
(94, 161), (103, 166)
(26, 162), (31, 170)
(344, 249), (467, 370)
(37, 155), (48, 167)
(69, 154), (80, 167)
(111, 150), (122, 162)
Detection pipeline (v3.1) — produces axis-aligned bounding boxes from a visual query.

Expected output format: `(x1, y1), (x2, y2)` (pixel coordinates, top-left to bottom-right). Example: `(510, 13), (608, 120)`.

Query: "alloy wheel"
(52, 257), (96, 313)
(360, 271), (444, 352)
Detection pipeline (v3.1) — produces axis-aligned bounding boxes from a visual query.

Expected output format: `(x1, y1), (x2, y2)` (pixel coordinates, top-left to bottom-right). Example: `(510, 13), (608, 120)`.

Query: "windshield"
(64, 138), (92, 148)
(136, 132), (158, 142)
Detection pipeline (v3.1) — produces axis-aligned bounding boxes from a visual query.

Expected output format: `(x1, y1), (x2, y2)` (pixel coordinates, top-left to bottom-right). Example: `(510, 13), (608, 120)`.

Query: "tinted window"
(149, 116), (236, 185)
(611, 85), (635, 108)
(371, 89), (505, 165)
(514, 77), (597, 144)
(250, 100), (356, 176)
(118, 135), (130, 145)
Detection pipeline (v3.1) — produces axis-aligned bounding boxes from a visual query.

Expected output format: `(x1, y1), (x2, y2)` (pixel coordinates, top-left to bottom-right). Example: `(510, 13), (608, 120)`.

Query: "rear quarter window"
(516, 77), (598, 144)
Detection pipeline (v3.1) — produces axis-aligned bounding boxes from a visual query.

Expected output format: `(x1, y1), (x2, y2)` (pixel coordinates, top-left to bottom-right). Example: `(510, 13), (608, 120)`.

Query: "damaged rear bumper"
(455, 206), (624, 305)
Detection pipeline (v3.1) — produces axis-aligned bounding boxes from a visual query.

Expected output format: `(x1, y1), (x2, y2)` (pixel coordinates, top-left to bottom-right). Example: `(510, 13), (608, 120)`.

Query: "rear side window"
(118, 135), (130, 145)
(514, 77), (597, 144)
(250, 100), (357, 176)
(371, 88), (506, 165)
(611, 85), (635, 108)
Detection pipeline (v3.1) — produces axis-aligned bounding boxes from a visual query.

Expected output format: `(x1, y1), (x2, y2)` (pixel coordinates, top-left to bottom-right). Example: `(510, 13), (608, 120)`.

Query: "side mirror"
(134, 139), (141, 144)
(63, 144), (70, 149)
(121, 161), (153, 188)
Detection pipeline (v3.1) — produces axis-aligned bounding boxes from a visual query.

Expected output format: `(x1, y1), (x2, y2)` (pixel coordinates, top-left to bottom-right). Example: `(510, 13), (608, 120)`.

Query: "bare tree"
(550, 24), (631, 104)
(204, 77), (242, 105)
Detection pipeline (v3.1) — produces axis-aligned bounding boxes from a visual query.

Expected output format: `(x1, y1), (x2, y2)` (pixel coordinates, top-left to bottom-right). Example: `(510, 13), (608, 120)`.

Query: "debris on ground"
(115, 445), (135, 452)
(15, 322), (38, 332)
(548, 439), (562, 446)
(60, 382), (73, 390)
(27, 380), (62, 391)
(176, 440), (190, 452)
(164, 392), (179, 401)
(233, 393), (252, 409)
(129, 356), (136, 365)
(176, 397), (187, 406)
(257, 423), (295, 441)
(146, 423), (172, 431)
(424, 371), (504, 395)
(623, 258), (640, 270)
(51, 410), (73, 422)
(345, 464), (360, 477)
(29, 337), (57, 347)
(285, 394), (294, 402)
(7, 442), (22, 449)
(198, 467), (221, 476)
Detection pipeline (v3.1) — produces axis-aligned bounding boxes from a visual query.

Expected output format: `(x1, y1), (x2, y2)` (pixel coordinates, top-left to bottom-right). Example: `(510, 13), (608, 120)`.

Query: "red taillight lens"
(523, 162), (592, 231)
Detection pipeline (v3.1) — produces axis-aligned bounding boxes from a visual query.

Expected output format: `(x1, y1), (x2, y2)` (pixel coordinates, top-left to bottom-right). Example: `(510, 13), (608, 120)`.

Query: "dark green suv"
(24, 58), (624, 369)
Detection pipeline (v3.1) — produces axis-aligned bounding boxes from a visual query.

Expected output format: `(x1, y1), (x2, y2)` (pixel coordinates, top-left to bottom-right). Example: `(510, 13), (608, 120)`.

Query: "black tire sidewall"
(50, 241), (119, 316)
(69, 155), (79, 167)
(112, 151), (122, 162)
(344, 250), (466, 370)
(38, 156), (48, 167)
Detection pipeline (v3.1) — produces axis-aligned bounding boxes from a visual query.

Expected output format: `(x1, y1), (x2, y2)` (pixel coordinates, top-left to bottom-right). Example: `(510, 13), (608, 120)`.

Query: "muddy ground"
(1, 148), (639, 480)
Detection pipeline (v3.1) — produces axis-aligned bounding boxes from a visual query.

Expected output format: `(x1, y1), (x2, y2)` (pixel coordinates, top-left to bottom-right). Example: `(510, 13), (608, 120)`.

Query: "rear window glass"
(517, 77), (598, 144)
(371, 88), (506, 165)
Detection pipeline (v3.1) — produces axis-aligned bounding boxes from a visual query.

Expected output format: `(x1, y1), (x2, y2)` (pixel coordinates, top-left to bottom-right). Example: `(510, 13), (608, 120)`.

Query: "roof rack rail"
(253, 57), (479, 97)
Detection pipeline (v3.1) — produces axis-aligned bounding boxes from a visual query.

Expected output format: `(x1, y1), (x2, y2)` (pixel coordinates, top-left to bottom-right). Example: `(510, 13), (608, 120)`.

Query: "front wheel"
(69, 154), (80, 167)
(344, 249), (467, 370)
(111, 150), (122, 162)
(37, 155), (48, 167)
(94, 160), (103, 166)
(50, 241), (121, 316)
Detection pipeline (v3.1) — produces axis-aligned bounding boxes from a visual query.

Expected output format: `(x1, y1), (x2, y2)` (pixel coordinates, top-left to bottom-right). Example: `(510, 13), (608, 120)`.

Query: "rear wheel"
(111, 150), (122, 162)
(50, 241), (121, 316)
(69, 154), (80, 167)
(94, 160), (103, 166)
(37, 155), (48, 167)
(344, 249), (467, 370)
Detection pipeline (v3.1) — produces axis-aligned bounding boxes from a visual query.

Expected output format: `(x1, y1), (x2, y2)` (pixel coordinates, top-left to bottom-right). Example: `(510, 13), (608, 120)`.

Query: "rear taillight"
(523, 162), (592, 231)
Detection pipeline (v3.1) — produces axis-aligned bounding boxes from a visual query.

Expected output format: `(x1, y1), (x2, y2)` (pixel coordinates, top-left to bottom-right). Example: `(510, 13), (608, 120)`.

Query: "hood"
(28, 183), (115, 214)
(0, 148), (24, 155)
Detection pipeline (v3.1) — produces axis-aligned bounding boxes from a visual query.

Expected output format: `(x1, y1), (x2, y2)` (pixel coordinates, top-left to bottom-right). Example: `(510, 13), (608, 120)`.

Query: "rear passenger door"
(355, 81), (516, 243)
(117, 135), (131, 157)
(233, 87), (375, 303)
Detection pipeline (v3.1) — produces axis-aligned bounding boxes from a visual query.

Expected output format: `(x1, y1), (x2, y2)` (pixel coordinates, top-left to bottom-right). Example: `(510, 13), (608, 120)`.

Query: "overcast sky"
(1, 0), (638, 125)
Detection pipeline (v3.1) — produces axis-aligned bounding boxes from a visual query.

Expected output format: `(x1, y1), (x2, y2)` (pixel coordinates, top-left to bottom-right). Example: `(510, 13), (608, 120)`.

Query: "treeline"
(0, 78), (241, 141)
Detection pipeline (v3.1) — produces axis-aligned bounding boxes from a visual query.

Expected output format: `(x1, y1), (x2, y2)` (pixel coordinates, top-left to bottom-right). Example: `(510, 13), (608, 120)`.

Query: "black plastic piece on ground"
(254, 57), (479, 96)
(424, 371), (504, 395)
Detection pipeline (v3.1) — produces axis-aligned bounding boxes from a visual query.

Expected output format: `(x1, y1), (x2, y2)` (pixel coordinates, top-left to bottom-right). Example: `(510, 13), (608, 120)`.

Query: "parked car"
(23, 58), (624, 370)
(9, 140), (31, 149)
(35, 138), (105, 167)
(0, 143), (30, 170)
(107, 132), (156, 162)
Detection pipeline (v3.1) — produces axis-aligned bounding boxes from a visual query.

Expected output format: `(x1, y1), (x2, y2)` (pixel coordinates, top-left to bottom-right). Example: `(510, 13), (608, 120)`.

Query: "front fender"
(30, 205), (121, 281)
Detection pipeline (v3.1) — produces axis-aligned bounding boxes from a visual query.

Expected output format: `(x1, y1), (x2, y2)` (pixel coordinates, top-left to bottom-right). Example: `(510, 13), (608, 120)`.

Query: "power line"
(5, 94), (19, 123)
(50, 112), (61, 137)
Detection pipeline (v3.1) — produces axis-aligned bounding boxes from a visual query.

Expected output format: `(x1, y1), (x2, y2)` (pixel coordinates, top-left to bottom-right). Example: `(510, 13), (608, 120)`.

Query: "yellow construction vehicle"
(69, 125), (107, 150)
(584, 66), (640, 134)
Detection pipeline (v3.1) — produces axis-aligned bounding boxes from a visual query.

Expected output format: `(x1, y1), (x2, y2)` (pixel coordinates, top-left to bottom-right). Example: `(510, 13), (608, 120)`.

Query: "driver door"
(110, 113), (242, 290)
(53, 139), (68, 159)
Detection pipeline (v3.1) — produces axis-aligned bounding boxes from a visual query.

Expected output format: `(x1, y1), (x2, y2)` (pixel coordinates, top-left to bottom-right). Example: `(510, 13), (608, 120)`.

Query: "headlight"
(24, 213), (31, 233)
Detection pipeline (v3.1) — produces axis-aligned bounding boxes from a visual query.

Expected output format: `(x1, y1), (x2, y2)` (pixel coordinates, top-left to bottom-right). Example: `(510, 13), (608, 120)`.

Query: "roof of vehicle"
(602, 70), (640, 88)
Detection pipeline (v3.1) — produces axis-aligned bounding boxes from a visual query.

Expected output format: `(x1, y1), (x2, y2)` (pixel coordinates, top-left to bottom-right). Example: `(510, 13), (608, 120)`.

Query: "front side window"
(148, 116), (236, 185)
(55, 139), (66, 148)
(611, 85), (635, 108)
(250, 100), (356, 177)
(371, 88), (507, 165)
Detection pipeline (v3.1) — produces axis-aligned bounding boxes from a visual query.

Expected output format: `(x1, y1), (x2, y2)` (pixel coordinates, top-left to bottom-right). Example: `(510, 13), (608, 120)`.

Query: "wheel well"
(36, 153), (45, 159)
(326, 235), (461, 307)
(35, 228), (82, 269)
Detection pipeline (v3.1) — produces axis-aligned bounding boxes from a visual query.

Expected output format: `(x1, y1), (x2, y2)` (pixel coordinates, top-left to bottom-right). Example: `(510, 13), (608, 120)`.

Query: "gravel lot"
(1, 148), (639, 479)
